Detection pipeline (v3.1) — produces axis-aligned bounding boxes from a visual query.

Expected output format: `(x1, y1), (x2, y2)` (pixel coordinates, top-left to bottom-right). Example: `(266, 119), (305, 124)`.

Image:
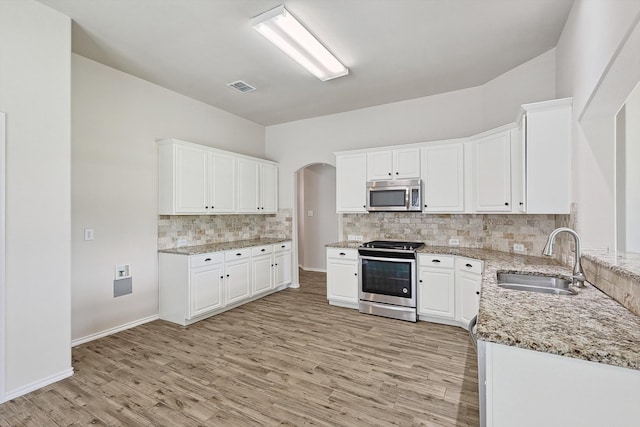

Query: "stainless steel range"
(358, 240), (425, 322)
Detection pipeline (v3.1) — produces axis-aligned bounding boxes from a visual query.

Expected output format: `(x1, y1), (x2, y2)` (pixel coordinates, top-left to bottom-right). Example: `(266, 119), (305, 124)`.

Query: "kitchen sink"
(496, 272), (576, 295)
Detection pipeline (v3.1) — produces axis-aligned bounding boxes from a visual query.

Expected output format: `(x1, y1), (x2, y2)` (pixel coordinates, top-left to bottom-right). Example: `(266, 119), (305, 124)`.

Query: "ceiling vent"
(226, 80), (256, 93)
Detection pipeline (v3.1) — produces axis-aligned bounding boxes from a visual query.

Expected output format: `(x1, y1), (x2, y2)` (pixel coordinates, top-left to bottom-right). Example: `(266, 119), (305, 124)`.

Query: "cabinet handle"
(432, 259), (441, 263)
(220, 276), (224, 279)
(519, 202), (524, 206)
(419, 279), (423, 283)
(424, 204), (427, 208)
(204, 258), (212, 262)
(388, 172), (392, 176)
(395, 172), (399, 175)
(211, 206), (214, 209)
(504, 202), (509, 206)
(275, 263), (278, 266)
(354, 272), (357, 276)
(339, 252), (346, 256)
(476, 291), (480, 295)
(261, 248), (266, 252)
(226, 274), (230, 277)
(465, 263), (472, 268)
(281, 245), (285, 248)
(236, 253), (242, 256)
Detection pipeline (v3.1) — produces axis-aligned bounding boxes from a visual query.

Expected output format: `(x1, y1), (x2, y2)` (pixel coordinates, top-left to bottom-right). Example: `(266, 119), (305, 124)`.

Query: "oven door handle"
(468, 315), (478, 350)
(360, 255), (417, 263)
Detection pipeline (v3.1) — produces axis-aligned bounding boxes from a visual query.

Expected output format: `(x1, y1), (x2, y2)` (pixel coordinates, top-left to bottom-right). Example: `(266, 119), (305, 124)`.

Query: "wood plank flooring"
(0, 270), (479, 426)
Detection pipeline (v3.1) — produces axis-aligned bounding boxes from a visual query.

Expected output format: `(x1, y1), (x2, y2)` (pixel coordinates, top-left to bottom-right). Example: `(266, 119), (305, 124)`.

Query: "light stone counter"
(327, 242), (640, 370)
(159, 238), (289, 255)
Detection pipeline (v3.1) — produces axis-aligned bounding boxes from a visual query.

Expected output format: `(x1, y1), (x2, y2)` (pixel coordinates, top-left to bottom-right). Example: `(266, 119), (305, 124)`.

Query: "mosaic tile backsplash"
(158, 209), (292, 250)
(342, 212), (567, 256)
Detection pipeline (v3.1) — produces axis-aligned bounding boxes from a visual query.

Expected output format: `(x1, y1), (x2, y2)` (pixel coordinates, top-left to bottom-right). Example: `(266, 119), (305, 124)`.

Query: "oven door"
(358, 254), (416, 308)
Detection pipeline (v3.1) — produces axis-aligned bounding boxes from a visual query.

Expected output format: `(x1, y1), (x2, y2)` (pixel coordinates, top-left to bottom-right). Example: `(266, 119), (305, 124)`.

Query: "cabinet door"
(326, 258), (358, 304)
(175, 145), (209, 214)
(511, 126), (526, 213)
(457, 270), (481, 325)
(252, 254), (273, 296)
(524, 103), (571, 214)
(393, 148), (421, 179)
(226, 260), (251, 305)
(190, 264), (224, 318)
(260, 162), (278, 213)
(237, 159), (260, 213)
(474, 131), (512, 212)
(336, 154), (367, 213)
(367, 150), (393, 180)
(274, 250), (291, 287)
(418, 267), (456, 319)
(422, 143), (464, 212)
(210, 153), (236, 213)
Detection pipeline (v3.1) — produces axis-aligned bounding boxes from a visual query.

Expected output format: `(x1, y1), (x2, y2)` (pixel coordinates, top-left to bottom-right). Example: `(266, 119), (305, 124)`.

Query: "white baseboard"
(72, 314), (159, 347)
(3, 367), (74, 402)
(288, 282), (300, 289)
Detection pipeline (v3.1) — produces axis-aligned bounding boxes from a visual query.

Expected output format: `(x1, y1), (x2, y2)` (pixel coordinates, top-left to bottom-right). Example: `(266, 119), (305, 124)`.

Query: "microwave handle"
(405, 188), (410, 209)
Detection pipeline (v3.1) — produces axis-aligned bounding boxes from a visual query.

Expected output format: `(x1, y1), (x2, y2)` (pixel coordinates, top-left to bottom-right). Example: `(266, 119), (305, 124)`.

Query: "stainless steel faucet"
(543, 227), (586, 287)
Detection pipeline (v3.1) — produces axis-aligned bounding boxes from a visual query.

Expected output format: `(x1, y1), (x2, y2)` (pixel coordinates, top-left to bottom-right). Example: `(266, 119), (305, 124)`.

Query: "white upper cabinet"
(159, 139), (277, 215)
(520, 98), (572, 214)
(473, 129), (512, 212)
(159, 143), (209, 214)
(367, 148), (420, 180)
(336, 153), (367, 213)
(237, 158), (260, 213)
(210, 152), (236, 213)
(421, 142), (464, 212)
(260, 162), (278, 213)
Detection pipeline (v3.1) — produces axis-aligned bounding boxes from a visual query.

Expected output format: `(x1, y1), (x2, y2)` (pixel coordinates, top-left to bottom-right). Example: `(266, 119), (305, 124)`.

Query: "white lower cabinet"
(251, 245), (274, 296)
(326, 248), (359, 308)
(479, 341), (640, 427)
(416, 254), (483, 328)
(455, 257), (482, 327)
(418, 255), (456, 320)
(274, 241), (292, 287)
(190, 262), (225, 318)
(159, 241), (291, 326)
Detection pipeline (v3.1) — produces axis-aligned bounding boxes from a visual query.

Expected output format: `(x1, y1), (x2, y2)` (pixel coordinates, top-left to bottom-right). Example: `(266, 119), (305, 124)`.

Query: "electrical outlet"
(449, 238), (460, 246)
(513, 243), (525, 253)
(355, 235), (363, 241)
(347, 234), (356, 241)
(177, 238), (187, 247)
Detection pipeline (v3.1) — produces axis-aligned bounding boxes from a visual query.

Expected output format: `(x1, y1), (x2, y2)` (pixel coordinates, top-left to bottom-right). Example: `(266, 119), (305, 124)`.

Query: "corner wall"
(71, 55), (265, 342)
(555, 0), (640, 250)
(0, 0), (72, 397)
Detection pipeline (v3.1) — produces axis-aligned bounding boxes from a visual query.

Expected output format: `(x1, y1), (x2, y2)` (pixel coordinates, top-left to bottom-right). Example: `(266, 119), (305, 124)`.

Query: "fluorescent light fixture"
(251, 5), (349, 81)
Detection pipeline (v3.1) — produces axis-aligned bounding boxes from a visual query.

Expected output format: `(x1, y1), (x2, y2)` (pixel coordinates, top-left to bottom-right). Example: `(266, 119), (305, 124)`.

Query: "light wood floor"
(0, 270), (479, 426)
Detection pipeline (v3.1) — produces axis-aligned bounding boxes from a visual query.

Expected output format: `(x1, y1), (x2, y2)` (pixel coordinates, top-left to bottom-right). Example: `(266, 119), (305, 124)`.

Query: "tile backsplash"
(158, 209), (292, 250)
(342, 212), (568, 256)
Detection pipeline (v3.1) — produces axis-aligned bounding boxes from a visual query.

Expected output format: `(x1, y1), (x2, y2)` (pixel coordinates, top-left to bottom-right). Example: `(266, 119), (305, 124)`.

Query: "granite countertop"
(159, 238), (289, 255)
(583, 249), (640, 282)
(326, 241), (640, 370)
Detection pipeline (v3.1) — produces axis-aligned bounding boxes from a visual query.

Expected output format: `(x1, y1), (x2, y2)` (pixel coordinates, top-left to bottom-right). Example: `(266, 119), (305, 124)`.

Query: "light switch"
(84, 228), (94, 241)
(307, 210), (314, 217)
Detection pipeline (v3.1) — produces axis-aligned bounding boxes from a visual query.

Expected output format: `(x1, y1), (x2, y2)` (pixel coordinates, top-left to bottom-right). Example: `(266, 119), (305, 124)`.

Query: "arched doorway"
(294, 163), (338, 276)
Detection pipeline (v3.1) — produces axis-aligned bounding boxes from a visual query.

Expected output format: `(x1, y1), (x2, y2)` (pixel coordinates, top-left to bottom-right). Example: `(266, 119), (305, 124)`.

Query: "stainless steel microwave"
(366, 179), (422, 212)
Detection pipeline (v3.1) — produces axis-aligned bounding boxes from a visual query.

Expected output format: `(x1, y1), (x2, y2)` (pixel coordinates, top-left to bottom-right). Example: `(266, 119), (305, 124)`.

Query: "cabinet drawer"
(327, 247), (358, 261)
(225, 248), (251, 261)
(190, 252), (223, 268)
(456, 257), (483, 274)
(252, 245), (273, 256)
(274, 241), (292, 252)
(419, 254), (454, 268)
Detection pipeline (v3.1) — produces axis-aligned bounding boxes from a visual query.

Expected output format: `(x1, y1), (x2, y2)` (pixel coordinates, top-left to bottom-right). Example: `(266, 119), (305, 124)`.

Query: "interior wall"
(301, 164), (337, 271)
(71, 54), (265, 342)
(624, 84), (640, 251)
(266, 49), (557, 210)
(555, 0), (640, 250)
(296, 170), (305, 267)
(0, 0), (72, 397)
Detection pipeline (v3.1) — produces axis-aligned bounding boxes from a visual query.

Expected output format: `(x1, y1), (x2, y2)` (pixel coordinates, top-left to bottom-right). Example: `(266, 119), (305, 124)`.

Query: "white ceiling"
(36, 0), (574, 126)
